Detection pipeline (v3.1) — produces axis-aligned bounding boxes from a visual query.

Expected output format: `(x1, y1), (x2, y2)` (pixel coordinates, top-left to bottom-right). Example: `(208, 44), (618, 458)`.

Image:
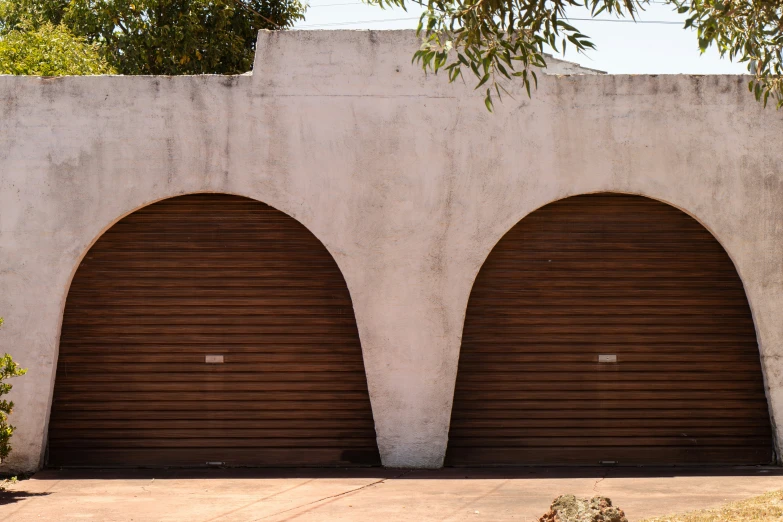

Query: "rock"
(538, 495), (628, 522)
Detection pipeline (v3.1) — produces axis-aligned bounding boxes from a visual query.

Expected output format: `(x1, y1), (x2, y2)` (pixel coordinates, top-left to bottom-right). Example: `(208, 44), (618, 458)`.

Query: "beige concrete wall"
(1, 29), (782, 473)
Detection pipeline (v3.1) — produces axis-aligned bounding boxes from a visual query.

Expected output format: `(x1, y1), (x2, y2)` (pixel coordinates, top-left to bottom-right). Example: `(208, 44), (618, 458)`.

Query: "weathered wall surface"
(1, 29), (782, 472)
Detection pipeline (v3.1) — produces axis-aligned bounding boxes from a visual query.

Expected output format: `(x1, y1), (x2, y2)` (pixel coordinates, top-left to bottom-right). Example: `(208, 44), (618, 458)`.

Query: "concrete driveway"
(2, 467), (783, 522)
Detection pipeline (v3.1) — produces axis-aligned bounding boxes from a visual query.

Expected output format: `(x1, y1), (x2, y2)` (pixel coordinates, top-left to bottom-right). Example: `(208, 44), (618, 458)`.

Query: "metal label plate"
(205, 355), (224, 364)
(598, 354), (617, 363)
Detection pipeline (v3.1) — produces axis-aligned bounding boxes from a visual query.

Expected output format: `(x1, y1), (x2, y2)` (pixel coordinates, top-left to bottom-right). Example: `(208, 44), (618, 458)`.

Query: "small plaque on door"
(205, 355), (224, 364)
(598, 354), (617, 363)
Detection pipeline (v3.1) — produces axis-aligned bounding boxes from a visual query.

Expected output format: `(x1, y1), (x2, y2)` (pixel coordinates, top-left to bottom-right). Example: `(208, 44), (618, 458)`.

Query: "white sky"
(294, 1), (748, 74)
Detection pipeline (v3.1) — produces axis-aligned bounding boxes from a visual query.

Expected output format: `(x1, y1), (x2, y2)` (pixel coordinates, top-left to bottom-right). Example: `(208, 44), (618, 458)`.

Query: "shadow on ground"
(0, 490), (50, 506)
(36, 465), (783, 481)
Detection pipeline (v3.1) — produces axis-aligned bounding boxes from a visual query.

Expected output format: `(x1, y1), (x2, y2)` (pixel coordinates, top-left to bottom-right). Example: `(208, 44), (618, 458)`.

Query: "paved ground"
(2, 467), (783, 522)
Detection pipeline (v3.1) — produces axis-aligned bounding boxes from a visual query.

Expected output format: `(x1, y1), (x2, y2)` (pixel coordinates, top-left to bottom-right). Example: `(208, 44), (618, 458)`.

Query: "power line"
(298, 16), (686, 27)
(307, 2), (371, 8)
(305, 0), (675, 6)
(305, 0), (674, 4)
(298, 16), (419, 26)
(569, 17), (681, 23)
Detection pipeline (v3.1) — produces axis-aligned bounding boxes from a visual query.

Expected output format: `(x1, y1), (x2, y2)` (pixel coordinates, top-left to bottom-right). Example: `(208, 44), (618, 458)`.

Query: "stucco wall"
(1, 29), (782, 473)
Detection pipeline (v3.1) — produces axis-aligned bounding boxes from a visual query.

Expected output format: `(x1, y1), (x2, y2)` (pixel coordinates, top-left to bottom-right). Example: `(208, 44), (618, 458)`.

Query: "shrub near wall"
(0, 318), (26, 465)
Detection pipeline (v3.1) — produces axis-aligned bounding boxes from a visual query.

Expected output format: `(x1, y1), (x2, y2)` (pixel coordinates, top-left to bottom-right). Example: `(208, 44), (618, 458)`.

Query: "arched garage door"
(446, 193), (773, 466)
(48, 194), (380, 468)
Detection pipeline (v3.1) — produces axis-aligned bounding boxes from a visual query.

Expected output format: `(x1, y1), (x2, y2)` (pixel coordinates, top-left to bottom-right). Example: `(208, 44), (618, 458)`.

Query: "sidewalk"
(2, 467), (782, 521)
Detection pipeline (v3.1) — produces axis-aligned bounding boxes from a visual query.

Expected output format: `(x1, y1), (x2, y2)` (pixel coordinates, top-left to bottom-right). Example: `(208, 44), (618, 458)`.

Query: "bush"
(0, 317), (27, 464)
(0, 22), (115, 76)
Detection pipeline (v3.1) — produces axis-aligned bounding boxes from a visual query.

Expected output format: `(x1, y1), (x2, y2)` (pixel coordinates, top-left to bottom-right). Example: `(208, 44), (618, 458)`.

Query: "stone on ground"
(539, 494), (629, 522)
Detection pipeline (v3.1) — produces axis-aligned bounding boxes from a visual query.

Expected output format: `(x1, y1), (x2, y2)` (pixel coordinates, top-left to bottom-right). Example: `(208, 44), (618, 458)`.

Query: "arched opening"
(48, 194), (380, 468)
(446, 193), (773, 466)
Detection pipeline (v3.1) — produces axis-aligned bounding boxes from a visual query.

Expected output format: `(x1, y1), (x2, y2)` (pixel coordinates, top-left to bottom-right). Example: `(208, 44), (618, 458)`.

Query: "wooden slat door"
(446, 194), (773, 466)
(48, 194), (380, 468)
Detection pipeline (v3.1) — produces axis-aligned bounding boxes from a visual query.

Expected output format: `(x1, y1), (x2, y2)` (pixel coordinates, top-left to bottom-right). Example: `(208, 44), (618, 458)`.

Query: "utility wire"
(306, 0), (674, 6)
(569, 17), (682, 23)
(298, 16), (686, 27)
(308, 2), (371, 7)
(298, 16), (419, 26)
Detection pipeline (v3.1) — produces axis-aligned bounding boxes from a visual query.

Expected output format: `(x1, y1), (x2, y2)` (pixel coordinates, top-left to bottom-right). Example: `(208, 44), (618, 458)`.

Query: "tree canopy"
(0, 0), (306, 75)
(367, 0), (783, 109)
(0, 0), (778, 110)
(0, 21), (113, 75)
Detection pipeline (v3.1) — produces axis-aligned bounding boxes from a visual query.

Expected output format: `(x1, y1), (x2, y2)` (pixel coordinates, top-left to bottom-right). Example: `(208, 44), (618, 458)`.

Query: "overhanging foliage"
(366, 0), (783, 110)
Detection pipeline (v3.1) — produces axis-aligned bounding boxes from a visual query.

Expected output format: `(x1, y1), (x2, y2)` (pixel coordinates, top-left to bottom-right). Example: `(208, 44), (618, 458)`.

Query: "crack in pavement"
(202, 479), (317, 522)
(251, 470), (414, 522)
(593, 471), (609, 494)
(439, 479), (510, 522)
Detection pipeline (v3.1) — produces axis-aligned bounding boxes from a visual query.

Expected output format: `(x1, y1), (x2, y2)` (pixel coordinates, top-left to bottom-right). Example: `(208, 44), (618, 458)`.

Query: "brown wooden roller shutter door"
(446, 193), (773, 466)
(48, 194), (380, 468)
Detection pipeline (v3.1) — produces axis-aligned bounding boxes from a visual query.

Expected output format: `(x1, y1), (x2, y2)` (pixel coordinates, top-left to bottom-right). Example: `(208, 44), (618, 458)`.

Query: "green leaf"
(0, 0), (306, 74)
(0, 22), (115, 75)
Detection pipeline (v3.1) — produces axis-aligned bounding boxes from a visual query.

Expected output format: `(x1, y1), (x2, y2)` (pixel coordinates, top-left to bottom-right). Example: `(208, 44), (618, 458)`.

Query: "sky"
(293, 1), (748, 75)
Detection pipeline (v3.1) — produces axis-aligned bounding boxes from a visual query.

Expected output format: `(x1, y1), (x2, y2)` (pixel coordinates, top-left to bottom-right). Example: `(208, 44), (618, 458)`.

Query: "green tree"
(0, 21), (114, 75)
(0, 318), (27, 464)
(368, 0), (783, 110)
(0, 0), (306, 75)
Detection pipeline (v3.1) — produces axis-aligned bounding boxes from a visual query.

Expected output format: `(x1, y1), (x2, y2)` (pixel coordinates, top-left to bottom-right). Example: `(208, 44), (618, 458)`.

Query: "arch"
(446, 193), (774, 466)
(48, 193), (380, 468)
